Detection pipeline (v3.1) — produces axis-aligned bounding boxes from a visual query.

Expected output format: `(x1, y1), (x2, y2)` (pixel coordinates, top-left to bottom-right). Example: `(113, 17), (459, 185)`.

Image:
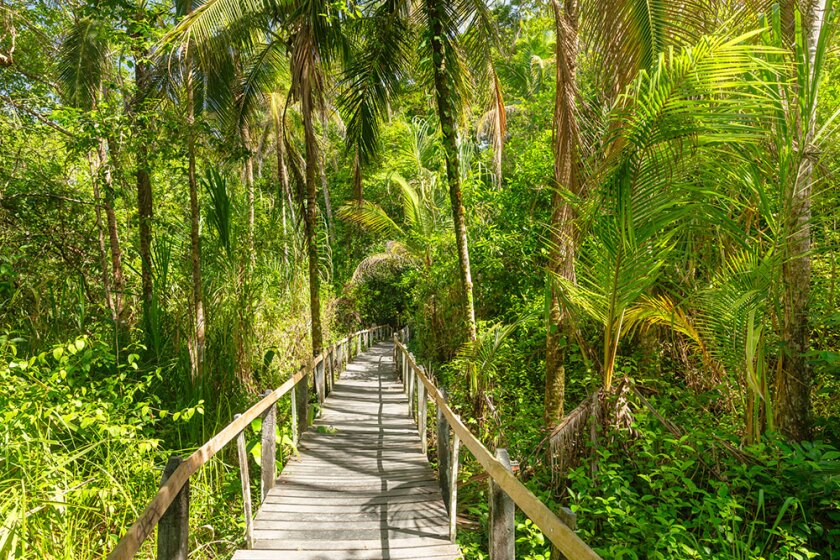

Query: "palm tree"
(774, 0), (830, 441)
(341, 0), (500, 345)
(58, 15), (125, 338)
(544, 0), (580, 429)
(167, 0), (346, 358)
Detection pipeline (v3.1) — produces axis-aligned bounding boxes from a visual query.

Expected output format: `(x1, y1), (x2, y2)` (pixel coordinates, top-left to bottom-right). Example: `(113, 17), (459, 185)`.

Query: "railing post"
(553, 508), (578, 560)
(437, 389), (451, 508)
(489, 448), (515, 560)
(261, 390), (276, 501)
(157, 456), (189, 560)
(315, 360), (326, 406)
(234, 415), (254, 549)
(290, 380), (299, 447)
(407, 359), (415, 417)
(296, 366), (310, 436)
(357, 333), (361, 355)
(418, 366), (428, 454)
(449, 426), (461, 544)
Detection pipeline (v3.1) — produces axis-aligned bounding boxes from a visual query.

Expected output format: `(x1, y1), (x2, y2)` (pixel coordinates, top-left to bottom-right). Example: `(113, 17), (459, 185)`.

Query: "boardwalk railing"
(107, 325), (391, 560)
(393, 327), (602, 560)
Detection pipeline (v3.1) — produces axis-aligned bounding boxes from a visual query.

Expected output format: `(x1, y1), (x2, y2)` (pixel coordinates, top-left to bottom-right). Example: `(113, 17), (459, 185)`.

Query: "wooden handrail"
(107, 325), (388, 560)
(393, 335), (602, 560)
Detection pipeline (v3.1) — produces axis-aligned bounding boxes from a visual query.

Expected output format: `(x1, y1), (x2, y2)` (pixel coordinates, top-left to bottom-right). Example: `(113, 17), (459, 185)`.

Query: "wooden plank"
(233, 546), (462, 560)
(235, 415), (254, 549)
(396, 340), (601, 560)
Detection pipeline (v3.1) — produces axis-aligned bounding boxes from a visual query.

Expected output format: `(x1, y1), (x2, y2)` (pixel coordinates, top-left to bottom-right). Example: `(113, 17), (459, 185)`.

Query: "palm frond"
(340, 3), (412, 166)
(336, 200), (405, 238)
(58, 17), (110, 110)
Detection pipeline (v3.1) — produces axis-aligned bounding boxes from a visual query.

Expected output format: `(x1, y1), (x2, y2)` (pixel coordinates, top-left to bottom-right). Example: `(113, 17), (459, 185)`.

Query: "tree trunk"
(301, 68), (323, 356)
(545, 0), (580, 428)
(427, 0), (477, 343)
(775, 0), (826, 441)
(242, 121), (256, 268)
(96, 138), (125, 325)
(275, 106), (290, 265)
(319, 136), (333, 246)
(133, 46), (154, 333)
(87, 151), (115, 321)
(352, 147), (363, 203)
(186, 59), (205, 380)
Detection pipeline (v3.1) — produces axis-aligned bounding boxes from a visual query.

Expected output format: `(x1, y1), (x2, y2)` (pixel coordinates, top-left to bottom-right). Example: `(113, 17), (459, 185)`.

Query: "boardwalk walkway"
(232, 342), (462, 560)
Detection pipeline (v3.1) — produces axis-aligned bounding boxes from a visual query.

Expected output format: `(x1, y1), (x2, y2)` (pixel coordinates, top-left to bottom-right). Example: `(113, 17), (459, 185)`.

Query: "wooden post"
(157, 456), (189, 560)
(357, 333), (361, 355)
(290, 382), (299, 447)
(437, 389), (451, 508)
(261, 390), (276, 501)
(489, 449), (515, 560)
(448, 428), (461, 544)
(235, 415), (254, 549)
(553, 508), (578, 560)
(418, 367), (428, 454)
(407, 361), (415, 417)
(315, 360), (325, 405)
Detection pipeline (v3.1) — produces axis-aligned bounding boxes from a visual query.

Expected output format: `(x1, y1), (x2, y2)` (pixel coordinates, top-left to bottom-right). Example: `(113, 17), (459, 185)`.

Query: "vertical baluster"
(261, 390), (276, 501)
(157, 456), (189, 560)
(437, 389), (451, 508)
(417, 367), (428, 454)
(489, 449), (515, 560)
(448, 427), (461, 544)
(290, 380), (299, 447)
(235, 415), (254, 549)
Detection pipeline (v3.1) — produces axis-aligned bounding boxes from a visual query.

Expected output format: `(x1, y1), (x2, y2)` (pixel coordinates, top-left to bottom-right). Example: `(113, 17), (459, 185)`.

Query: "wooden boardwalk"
(232, 342), (462, 560)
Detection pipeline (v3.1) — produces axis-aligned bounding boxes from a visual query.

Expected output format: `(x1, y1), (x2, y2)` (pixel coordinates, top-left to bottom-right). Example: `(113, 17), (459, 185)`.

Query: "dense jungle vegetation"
(1, 0), (840, 557)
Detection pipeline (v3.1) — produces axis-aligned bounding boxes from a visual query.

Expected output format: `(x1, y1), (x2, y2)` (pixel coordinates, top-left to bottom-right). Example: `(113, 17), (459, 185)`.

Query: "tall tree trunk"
(186, 59), (205, 380)
(88, 151), (115, 321)
(545, 0), (580, 428)
(776, 0), (826, 441)
(427, 0), (477, 343)
(96, 138), (125, 325)
(275, 105), (290, 265)
(133, 42), (154, 333)
(320, 123), (334, 245)
(491, 69), (505, 190)
(301, 66), (323, 356)
(242, 121), (256, 268)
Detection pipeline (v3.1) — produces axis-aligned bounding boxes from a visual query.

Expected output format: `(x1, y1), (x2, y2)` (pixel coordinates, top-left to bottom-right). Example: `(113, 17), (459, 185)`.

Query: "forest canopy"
(1, 0), (839, 558)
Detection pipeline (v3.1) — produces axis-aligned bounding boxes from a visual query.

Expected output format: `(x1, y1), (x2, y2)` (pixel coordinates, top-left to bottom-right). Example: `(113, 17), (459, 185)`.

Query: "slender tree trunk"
(186, 59), (205, 380)
(320, 123), (334, 245)
(275, 106), (290, 265)
(301, 66), (323, 356)
(88, 151), (115, 320)
(132, 44), (154, 333)
(427, 0), (477, 343)
(544, 0), (580, 428)
(776, 0), (826, 441)
(352, 147), (363, 203)
(96, 138), (125, 324)
(491, 69), (505, 190)
(242, 121), (256, 268)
